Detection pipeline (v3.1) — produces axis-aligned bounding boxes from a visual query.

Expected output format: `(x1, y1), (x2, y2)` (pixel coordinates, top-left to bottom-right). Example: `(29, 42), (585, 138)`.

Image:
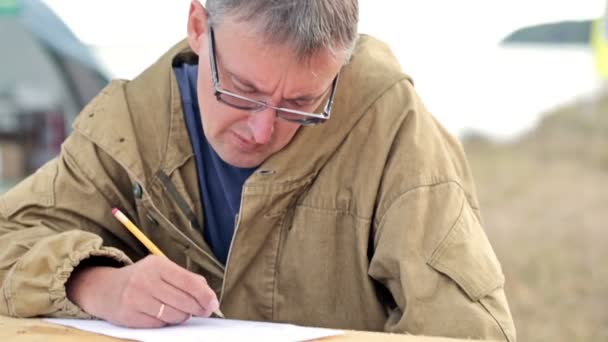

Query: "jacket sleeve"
(368, 181), (517, 341)
(0, 130), (141, 318)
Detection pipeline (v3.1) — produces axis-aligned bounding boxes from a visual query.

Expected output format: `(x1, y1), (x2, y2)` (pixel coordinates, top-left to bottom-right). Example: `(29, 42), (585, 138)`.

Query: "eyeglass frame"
(206, 24), (340, 126)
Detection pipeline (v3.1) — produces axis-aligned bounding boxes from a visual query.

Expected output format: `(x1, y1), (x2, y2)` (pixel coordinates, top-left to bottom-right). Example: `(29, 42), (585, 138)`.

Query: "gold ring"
(156, 303), (165, 319)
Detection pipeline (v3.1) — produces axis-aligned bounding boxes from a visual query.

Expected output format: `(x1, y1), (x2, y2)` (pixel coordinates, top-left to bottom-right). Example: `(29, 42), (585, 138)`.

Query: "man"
(0, 0), (516, 340)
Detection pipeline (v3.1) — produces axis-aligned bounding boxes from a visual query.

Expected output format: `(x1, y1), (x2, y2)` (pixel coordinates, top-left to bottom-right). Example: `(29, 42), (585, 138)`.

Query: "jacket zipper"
(218, 184), (247, 305)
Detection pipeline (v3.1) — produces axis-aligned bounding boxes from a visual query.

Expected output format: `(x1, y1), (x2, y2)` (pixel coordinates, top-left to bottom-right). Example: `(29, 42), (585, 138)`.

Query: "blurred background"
(0, 0), (606, 340)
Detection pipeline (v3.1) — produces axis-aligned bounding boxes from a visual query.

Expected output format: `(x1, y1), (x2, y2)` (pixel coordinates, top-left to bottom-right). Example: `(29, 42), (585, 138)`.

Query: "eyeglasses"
(207, 25), (340, 126)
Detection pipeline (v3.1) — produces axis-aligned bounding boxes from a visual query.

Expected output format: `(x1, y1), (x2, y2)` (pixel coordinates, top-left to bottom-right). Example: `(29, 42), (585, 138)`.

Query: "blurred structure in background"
(0, 0), (108, 188)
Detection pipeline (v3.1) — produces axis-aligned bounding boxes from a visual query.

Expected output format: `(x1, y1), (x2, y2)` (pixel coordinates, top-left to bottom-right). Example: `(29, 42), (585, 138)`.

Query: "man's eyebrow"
(229, 71), (322, 102)
(228, 70), (270, 95)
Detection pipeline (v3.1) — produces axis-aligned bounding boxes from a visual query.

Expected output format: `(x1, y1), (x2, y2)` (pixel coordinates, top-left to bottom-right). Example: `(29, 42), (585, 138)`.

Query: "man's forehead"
(213, 22), (343, 96)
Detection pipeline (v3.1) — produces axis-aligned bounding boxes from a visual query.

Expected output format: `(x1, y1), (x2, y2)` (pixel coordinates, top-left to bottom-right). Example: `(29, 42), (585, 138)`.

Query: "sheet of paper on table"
(45, 317), (343, 342)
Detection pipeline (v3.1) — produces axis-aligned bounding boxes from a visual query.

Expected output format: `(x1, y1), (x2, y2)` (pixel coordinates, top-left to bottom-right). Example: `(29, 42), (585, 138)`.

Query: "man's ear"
(187, 0), (209, 54)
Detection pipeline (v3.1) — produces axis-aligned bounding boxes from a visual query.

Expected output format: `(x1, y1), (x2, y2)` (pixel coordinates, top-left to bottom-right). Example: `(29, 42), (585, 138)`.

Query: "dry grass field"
(464, 94), (608, 341)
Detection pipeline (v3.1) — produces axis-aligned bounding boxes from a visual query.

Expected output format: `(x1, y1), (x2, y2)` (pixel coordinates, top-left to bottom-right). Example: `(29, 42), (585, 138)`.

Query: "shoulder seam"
(374, 179), (469, 229)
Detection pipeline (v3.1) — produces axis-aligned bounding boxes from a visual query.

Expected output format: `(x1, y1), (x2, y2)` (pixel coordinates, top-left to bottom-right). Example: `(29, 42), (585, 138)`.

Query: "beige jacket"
(0, 35), (516, 341)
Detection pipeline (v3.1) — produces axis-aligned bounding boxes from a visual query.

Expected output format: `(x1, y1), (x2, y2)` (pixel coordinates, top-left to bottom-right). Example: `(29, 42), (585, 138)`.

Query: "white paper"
(45, 317), (343, 342)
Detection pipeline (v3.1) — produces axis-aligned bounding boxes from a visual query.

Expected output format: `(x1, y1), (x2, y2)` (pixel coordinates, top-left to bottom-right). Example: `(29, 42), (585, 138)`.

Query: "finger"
(158, 259), (219, 315)
(152, 280), (207, 317)
(139, 298), (191, 325)
(135, 256), (211, 315)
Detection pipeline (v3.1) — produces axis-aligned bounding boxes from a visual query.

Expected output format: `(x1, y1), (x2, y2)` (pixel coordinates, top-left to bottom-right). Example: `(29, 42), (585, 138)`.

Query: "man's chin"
(218, 151), (266, 169)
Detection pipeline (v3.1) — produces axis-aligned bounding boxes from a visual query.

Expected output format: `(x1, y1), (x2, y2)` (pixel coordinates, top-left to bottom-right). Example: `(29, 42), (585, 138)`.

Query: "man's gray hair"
(205, 0), (359, 62)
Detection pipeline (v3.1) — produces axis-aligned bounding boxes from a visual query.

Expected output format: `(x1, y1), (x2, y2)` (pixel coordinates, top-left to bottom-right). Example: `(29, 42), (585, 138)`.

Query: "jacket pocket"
(426, 202), (504, 302)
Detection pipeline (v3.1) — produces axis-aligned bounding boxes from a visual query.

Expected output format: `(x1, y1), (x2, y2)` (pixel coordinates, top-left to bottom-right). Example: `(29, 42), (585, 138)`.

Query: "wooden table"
(0, 315), (484, 342)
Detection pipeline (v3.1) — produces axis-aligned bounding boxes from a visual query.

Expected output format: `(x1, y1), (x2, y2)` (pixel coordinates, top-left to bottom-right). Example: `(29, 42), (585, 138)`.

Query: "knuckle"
(197, 275), (208, 285)
(179, 296), (202, 315)
(163, 308), (186, 324)
(196, 293), (214, 308)
(190, 301), (205, 315)
(194, 306), (207, 317)
(189, 276), (210, 296)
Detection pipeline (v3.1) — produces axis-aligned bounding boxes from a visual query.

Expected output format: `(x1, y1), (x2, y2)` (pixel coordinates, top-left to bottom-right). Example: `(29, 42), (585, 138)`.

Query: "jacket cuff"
(49, 246), (132, 318)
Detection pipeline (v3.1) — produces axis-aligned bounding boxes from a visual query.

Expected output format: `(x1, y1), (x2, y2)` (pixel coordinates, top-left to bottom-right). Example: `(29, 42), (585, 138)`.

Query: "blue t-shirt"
(173, 62), (256, 265)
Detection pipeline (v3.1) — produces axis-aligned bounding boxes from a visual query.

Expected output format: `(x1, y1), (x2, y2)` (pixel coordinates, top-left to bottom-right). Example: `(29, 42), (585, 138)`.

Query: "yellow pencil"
(112, 208), (225, 318)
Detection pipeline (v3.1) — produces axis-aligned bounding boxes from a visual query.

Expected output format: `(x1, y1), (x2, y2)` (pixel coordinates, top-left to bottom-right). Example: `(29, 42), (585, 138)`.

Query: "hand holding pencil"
(65, 209), (224, 329)
(112, 208), (225, 319)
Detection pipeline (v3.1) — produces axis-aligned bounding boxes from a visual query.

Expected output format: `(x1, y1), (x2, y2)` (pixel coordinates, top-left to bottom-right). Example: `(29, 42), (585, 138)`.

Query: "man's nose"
(248, 107), (276, 144)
